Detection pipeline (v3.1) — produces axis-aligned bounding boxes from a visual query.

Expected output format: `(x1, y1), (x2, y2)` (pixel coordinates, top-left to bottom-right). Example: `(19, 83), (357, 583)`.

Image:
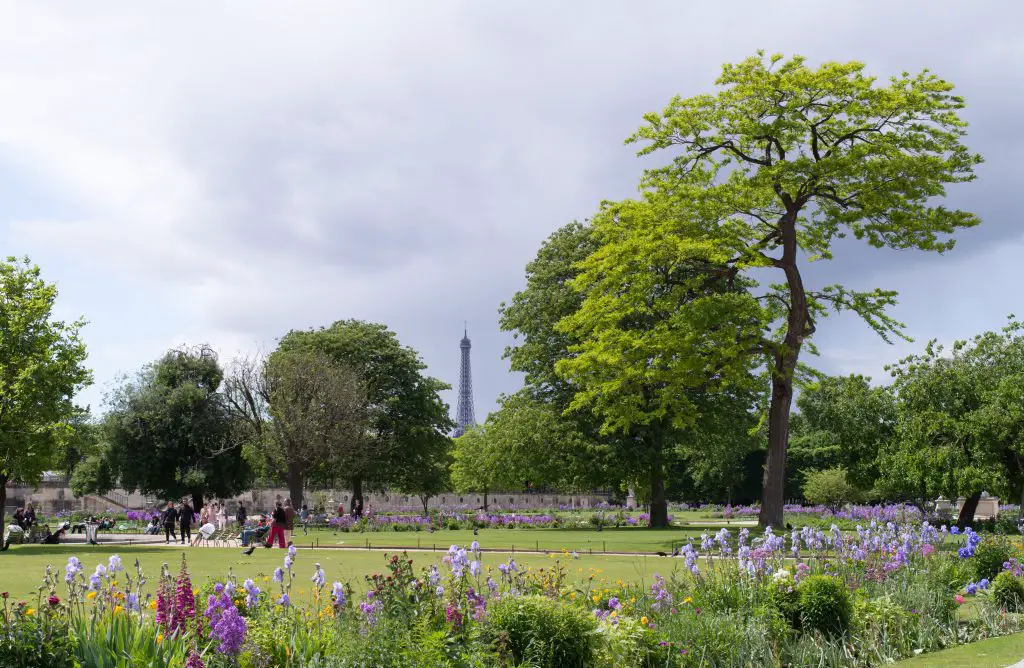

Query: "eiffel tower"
(454, 325), (476, 437)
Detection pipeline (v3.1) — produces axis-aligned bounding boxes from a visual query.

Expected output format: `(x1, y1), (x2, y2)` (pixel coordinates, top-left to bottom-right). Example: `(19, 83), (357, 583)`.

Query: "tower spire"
(454, 325), (476, 437)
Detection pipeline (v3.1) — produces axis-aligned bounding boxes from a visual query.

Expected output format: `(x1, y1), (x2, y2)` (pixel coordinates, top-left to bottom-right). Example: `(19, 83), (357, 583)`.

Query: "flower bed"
(3, 520), (1023, 667)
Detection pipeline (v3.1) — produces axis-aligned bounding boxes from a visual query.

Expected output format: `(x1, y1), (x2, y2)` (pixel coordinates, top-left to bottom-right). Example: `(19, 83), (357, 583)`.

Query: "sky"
(0, 1), (1021, 420)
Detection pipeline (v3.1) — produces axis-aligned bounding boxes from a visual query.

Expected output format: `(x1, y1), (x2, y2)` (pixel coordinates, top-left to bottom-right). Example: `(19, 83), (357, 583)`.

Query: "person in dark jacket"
(265, 501), (287, 548)
(162, 501), (179, 543)
(235, 503), (248, 526)
(178, 500), (194, 545)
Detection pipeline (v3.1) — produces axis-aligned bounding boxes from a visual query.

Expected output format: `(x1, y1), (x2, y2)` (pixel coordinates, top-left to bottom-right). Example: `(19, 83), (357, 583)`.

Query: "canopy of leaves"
(882, 320), (1024, 505)
(0, 257), (91, 485)
(788, 374), (895, 491)
(802, 467), (860, 511)
(275, 320), (453, 491)
(93, 345), (251, 507)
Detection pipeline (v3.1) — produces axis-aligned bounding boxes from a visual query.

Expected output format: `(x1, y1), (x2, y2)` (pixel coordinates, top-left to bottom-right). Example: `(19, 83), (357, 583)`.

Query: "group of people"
(157, 499), (242, 545)
(241, 497), (297, 554)
(11, 503), (37, 531)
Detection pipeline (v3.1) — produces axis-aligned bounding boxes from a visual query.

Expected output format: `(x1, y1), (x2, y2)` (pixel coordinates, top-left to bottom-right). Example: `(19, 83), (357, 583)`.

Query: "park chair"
(194, 523), (217, 546)
(216, 528), (241, 547)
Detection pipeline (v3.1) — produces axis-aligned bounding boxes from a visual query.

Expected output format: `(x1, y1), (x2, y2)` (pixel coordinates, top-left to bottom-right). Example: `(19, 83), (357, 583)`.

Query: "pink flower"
(955, 595), (965, 604)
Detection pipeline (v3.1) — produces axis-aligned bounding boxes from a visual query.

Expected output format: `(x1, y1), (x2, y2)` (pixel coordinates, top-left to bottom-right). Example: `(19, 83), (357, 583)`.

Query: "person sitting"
(239, 519), (270, 552)
(23, 503), (37, 529)
(12, 507), (25, 530)
(42, 523), (69, 545)
(144, 516), (161, 535)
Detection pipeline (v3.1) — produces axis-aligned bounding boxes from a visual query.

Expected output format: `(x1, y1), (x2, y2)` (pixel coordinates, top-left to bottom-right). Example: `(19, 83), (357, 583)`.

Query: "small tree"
(802, 468), (859, 512)
(0, 257), (91, 543)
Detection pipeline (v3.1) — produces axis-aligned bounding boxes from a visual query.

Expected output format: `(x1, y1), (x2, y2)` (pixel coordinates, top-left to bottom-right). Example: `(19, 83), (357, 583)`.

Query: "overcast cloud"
(0, 1), (1021, 418)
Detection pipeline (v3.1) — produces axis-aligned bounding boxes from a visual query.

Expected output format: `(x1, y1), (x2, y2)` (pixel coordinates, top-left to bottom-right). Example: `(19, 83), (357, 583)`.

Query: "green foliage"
(275, 320), (453, 497)
(991, 572), (1024, 612)
(73, 615), (191, 667)
(486, 595), (598, 668)
(801, 468), (860, 510)
(798, 575), (851, 636)
(451, 392), (605, 499)
(0, 257), (91, 538)
(971, 537), (1014, 582)
(616, 52), (982, 526)
(91, 345), (251, 508)
(883, 319), (1024, 518)
(0, 602), (76, 667)
(788, 375), (894, 492)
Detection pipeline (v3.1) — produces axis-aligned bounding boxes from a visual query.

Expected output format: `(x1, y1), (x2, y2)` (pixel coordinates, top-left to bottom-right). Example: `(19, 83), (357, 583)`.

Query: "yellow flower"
(641, 616), (649, 625)
(609, 611), (617, 618)
(683, 596), (693, 604)
(592, 595), (600, 603)
(86, 592), (97, 601)
(114, 605), (124, 614)
(569, 592), (577, 600)
(630, 597), (636, 603)
(149, 600), (158, 610)
(157, 634), (164, 644)
(26, 608), (35, 616)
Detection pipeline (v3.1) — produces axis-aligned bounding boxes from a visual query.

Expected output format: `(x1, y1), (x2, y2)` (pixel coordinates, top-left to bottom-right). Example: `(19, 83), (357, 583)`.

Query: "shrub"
(801, 468), (859, 511)
(798, 575), (851, 636)
(991, 572), (1024, 612)
(485, 595), (598, 668)
(971, 537), (1014, 581)
(763, 580), (801, 629)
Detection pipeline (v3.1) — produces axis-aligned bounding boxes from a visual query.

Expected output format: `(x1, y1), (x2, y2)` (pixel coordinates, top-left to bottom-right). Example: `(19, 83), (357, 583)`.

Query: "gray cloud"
(0, 0), (1021, 418)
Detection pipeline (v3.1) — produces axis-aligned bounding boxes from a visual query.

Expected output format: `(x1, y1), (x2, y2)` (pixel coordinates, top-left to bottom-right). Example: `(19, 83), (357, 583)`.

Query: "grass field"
(894, 632), (1024, 666)
(0, 543), (679, 601)
(286, 526), (731, 552)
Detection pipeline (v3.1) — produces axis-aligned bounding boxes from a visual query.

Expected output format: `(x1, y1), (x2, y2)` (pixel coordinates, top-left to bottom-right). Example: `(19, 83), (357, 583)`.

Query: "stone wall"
(5, 481), (611, 515)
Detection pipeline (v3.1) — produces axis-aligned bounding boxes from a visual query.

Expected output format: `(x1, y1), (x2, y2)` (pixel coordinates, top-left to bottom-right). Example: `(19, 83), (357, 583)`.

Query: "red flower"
(47, 595), (60, 606)
(0, 592), (8, 599)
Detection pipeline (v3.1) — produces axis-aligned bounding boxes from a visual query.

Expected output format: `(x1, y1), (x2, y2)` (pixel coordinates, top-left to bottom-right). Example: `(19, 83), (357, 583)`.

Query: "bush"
(971, 537), (1014, 581)
(798, 575), (851, 636)
(801, 468), (859, 511)
(486, 595), (598, 668)
(991, 572), (1024, 612)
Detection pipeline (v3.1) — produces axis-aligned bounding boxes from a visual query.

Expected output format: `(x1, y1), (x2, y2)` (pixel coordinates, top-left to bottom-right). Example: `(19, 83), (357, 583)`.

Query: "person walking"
(283, 498), (296, 546)
(162, 501), (179, 544)
(265, 501), (287, 549)
(179, 499), (194, 545)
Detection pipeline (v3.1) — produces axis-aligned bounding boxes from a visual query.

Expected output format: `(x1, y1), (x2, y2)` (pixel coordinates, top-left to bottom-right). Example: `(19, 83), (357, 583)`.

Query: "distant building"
(453, 327), (476, 437)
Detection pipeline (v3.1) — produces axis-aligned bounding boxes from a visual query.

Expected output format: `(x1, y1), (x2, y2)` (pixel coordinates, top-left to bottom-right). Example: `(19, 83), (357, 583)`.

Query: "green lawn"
(289, 526), (724, 552)
(0, 543), (677, 602)
(895, 632), (1024, 666)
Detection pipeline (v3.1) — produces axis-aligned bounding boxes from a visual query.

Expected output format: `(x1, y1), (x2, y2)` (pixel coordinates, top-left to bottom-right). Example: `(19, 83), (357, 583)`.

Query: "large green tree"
(276, 320), (453, 512)
(0, 257), (91, 543)
(89, 345), (251, 512)
(883, 321), (1024, 525)
(617, 52), (981, 527)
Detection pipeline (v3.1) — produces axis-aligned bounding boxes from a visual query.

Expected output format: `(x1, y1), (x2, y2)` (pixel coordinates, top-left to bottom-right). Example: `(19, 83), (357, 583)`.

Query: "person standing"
(235, 502), (248, 527)
(216, 502), (227, 530)
(162, 501), (179, 544)
(265, 501), (286, 549)
(283, 499), (296, 546)
(23, 502), (37, 529)
(179, 499), (194, 545)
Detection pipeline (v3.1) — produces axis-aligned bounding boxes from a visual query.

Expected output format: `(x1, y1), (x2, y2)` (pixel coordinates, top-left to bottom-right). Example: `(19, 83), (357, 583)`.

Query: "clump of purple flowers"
(957, 528), (981, 558)
(205, 583), (246, 656)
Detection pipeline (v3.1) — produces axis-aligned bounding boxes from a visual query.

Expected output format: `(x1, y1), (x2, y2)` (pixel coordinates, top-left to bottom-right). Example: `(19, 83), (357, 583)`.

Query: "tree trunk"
(649, 446), (668, 528)
(349, 477), (363, 515)
(286, 463), (304, 510)
(760, 372), (795, 528)
(483, 489), (489, 512)
(0, 474), (7, 549)
(420, 495), (430, 515)
(191, 491), (204, 517)
(1019, 481), (1023, 511)
(957, 492), (981, 529)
